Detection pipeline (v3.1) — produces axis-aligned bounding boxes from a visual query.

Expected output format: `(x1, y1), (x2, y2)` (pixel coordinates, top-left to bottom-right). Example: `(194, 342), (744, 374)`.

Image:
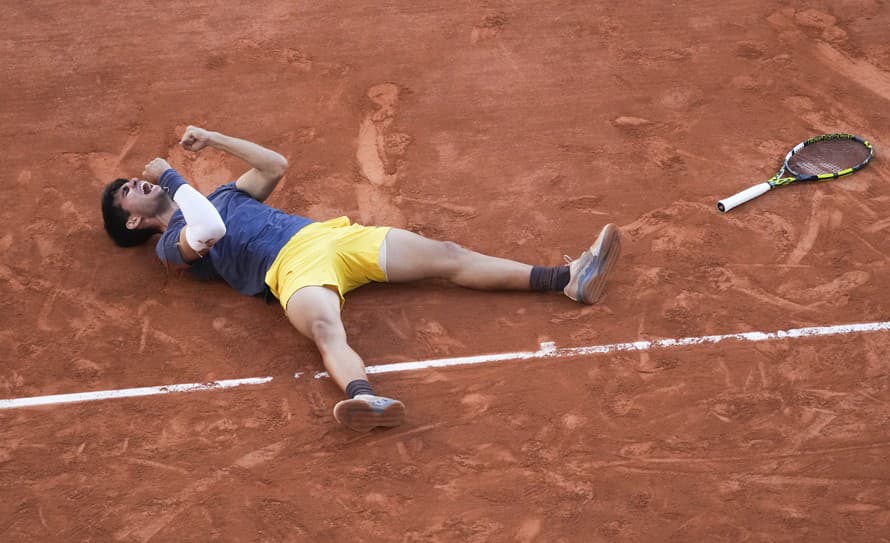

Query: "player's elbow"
(269, 154), (288, 179)
(194, 216), (226, 243)
(208, 217), (227, 240)
(184, 217), (226, 255)
(213, 223), (227, 240)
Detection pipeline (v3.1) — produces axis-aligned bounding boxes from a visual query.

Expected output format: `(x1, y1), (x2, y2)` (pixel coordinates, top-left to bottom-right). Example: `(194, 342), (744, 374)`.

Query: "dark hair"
(101, 178), (159, 247)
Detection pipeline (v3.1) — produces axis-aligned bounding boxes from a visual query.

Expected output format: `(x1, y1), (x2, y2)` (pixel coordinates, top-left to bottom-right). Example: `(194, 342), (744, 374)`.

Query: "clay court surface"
(2, 1), (890, 541)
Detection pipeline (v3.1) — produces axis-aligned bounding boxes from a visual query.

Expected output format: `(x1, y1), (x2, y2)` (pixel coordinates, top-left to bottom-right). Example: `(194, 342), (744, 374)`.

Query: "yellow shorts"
(264, 216), (390, 310)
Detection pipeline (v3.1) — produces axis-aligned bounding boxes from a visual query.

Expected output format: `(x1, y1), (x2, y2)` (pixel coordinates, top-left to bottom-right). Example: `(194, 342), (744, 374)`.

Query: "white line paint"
(3, 321), (889, 410)
(0, 377), (273, 410)
(309, 321), (890, 378)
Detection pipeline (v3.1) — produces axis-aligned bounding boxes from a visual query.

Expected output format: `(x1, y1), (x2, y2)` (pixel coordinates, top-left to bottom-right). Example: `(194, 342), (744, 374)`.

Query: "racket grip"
(717, 182), (772, 213)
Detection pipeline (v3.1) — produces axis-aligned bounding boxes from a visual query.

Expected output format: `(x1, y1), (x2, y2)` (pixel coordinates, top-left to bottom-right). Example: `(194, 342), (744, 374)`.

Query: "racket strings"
(787, 139), (871, 176)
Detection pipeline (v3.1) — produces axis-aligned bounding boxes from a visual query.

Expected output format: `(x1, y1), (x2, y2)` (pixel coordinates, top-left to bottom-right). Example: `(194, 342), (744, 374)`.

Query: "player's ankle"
(530, 265), (570, 291)
(345, 379), (374, 398)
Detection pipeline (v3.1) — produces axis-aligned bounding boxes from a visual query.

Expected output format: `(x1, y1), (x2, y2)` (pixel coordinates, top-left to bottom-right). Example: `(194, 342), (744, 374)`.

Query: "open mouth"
(140, 181), (153, 195)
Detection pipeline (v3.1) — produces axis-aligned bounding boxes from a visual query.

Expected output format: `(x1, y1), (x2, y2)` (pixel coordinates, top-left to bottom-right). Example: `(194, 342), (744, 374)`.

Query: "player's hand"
(142, 158), (172, 182)
(180, 125), (214, 152)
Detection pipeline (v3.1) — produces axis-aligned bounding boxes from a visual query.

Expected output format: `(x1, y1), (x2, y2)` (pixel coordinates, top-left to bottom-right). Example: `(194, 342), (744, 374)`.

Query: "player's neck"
(157, 201), (178, 231)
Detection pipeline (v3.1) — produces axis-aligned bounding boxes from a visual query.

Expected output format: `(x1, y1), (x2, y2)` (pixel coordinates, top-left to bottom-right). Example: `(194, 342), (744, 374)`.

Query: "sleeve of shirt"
(155, 212), (187, 267)
(153, 175), (236, 282)
(154, 215), (221, 281)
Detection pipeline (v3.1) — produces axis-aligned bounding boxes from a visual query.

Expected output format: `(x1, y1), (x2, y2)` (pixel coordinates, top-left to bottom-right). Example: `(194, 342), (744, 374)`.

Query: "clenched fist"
(180, 125), (215, 152)
(142, 158), (172, 183)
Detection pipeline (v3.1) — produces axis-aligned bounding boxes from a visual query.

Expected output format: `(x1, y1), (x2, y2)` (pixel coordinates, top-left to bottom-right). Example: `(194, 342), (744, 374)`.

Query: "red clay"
(2, 1), (889, 541)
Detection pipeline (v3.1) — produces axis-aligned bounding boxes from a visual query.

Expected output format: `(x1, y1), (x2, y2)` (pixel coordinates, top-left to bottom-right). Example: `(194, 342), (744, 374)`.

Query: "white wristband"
(173, 184), (226, 252)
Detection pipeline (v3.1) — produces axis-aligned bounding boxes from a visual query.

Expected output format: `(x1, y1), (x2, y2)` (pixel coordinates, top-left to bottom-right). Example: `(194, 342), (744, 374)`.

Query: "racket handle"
(717, 182), (772, 213)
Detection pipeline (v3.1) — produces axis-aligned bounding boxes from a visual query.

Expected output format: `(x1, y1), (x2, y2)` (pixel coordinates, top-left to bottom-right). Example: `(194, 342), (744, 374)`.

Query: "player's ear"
(126, 215), (143, 230)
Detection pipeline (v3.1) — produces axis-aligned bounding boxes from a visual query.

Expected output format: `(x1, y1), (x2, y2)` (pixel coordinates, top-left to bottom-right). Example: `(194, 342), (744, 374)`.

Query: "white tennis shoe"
(563, 223), (621, 304)
(333, 394), (406, 432)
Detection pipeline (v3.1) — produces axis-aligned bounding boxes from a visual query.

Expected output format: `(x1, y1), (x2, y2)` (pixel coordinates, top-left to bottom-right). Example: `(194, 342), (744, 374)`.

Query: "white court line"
(310, 320), (890, 378)
(0, 377), (273, 410)
(2, 321), (889, 410)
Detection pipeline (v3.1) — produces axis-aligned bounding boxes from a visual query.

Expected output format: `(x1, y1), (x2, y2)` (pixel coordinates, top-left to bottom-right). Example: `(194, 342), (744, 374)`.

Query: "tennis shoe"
(333, 394), (406, 432)
(563, 223), (621, 304)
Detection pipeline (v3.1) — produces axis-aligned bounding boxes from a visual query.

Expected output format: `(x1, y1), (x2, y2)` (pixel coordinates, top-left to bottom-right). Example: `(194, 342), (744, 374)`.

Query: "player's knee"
(309, 318), (346, 349)
(440, 240), (468, 259)
(438, 241), (469, 275)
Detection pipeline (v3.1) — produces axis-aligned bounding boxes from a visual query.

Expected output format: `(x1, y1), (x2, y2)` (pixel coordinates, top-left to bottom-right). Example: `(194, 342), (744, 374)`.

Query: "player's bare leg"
(382, 229), (533, 289)
(382, 225), (620, 303)
(285, 285), (405, 432)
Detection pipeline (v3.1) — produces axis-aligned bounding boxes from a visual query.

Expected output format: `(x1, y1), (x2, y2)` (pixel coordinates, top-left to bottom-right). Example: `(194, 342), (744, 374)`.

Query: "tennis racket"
(717, 133), (874, 213)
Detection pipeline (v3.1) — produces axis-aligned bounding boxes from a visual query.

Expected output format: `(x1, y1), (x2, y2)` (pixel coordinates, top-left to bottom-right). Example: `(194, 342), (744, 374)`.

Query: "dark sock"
(530, 265), (571, 291)
(345, 379), (375, 399)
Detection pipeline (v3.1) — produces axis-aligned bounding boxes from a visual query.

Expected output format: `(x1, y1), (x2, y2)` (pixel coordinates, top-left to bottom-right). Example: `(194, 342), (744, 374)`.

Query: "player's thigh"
(284, 285), (346, 344)
(383, 228), (464, 282)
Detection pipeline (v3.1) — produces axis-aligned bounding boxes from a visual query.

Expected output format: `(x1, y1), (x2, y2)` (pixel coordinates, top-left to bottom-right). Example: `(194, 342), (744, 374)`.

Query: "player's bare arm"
(179, 125), (288, 202)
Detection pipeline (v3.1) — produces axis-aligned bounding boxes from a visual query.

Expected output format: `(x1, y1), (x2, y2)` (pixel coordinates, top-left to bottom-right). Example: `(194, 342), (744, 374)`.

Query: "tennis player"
(100, 126), (621, 432)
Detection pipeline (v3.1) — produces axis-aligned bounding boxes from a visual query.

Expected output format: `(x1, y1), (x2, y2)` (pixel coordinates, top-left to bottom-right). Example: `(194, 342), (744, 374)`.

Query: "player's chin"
(149, 190), (171, 208)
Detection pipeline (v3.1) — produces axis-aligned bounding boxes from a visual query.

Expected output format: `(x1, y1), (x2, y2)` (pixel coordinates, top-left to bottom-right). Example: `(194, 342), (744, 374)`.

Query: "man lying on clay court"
(100, 126), (621, 432)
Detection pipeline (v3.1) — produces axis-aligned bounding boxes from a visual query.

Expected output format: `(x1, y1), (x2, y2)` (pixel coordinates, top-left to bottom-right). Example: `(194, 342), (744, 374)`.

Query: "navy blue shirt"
(155, 169), (314, 296)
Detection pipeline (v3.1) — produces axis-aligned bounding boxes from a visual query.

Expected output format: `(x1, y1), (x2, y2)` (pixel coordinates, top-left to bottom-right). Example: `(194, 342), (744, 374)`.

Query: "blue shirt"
(155, 169), (314, 296)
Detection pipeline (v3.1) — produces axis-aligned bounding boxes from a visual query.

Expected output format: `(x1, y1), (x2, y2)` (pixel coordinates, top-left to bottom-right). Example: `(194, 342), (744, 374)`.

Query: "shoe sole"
(577, 223), (621, 304)
(333, 398), (406, 432)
